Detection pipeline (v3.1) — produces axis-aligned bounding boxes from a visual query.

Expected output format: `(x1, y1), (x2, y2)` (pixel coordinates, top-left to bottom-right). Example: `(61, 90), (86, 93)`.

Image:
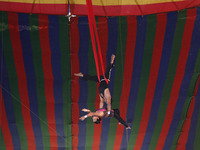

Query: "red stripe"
(176, 75), (200, 150)
(0, 85), (13, 150)
(92, 17), (108, 150)
(70, 17), (80, 149)
(72, 2), (200, 16)
(92, 90), (101, 150)
(0, 1), (200, 16)
(133, 13), (167, 150)
(156, 8), (197, 150)
(38, 15), (58, 149)
(7, 12), (36, 150)
(113, 16), (137, 150)
(98, 17), (108, 69)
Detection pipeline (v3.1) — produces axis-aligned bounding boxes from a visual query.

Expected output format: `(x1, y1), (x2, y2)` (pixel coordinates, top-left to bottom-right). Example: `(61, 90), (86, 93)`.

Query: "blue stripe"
(141, 12), (178, 150)
(99, 17), (118, 150)
(120, 16), (147, 149)
(164, 8), (200, 149)
(77, 17), (89, 150)
(48, 15), (65, 149)
(186, 82), (200, 150)
(0, 37), (21, 150)
(18, 13), (43, 149)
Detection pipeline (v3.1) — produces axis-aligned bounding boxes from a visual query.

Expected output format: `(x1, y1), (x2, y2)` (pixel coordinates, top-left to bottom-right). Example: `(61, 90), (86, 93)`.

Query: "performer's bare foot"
(74, 72), (83, 77)
(111, 54), (115, 64)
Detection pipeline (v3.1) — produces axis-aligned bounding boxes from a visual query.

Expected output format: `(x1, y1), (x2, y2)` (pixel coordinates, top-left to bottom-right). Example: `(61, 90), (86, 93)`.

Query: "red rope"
(86, 0), (100, 82)
(88, 0), (108, 83)
(86, 0), (109, 84)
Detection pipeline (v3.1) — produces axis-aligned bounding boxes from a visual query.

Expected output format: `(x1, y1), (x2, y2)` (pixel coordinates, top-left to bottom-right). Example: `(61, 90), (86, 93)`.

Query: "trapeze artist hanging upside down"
(74, 55), (131, 129)
(74, 54), (115, 111)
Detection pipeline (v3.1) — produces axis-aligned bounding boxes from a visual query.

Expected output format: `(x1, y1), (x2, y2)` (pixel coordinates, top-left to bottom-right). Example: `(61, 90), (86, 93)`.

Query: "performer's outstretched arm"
(79, 108), (100, 121)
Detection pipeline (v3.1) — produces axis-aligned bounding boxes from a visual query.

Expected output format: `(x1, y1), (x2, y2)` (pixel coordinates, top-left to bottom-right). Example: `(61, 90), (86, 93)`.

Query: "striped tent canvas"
(0, 6), (200, 150)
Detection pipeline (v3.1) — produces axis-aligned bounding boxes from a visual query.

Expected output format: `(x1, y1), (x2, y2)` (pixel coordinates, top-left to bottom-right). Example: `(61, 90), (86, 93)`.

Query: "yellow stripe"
(0, 0), (184, 5)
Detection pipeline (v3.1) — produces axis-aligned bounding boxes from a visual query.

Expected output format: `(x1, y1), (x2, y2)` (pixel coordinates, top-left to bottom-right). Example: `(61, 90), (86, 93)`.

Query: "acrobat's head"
(92, 116), (101, 124)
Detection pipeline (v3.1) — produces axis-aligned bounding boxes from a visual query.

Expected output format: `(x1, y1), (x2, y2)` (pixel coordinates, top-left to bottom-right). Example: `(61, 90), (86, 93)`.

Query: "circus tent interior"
(0, 0), (200, 149)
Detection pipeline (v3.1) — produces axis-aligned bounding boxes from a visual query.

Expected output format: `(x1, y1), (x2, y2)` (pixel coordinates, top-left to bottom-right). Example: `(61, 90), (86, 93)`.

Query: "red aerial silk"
(86, 0), (108, 84)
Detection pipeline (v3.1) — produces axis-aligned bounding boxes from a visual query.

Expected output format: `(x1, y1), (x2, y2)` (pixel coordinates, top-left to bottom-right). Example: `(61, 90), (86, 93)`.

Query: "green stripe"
(58, 16), (72, 150)
(0, 127), (6, 150)
(29, 14), (50, 150)
(170, 48), (200, 150)
(0, 11), (28, 149)
(169, 77), (199, 150)
(106, 16), (127, 150)
(193, 48), (200, 74)
(194, 110), (200, 150)
(85, 18), (97, 150)
(128, 14), (157, 149)
(85, 32), (95, 150)
(149, 10), (187, 150)
(193, 49), (200, 150)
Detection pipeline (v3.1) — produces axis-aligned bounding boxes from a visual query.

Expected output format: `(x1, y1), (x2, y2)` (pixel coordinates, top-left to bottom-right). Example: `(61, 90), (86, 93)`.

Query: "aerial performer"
(74, 54), (116, 112)
(79, 108), (131, 129)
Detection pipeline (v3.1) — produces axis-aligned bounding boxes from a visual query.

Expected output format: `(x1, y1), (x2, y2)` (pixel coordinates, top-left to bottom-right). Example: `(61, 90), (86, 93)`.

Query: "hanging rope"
(66, 0), (76, 22)
(30, 0), (36, 15)
(1, 84), (66, 141)
(126, 128), (129, 149)
(87, 0), (107, 81)
(86, 0), (108, 84)
(0, 11), (3, 130)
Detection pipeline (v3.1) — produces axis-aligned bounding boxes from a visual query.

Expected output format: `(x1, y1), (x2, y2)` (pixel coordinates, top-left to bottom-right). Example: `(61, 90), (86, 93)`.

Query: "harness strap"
(100, 79), (110, 82)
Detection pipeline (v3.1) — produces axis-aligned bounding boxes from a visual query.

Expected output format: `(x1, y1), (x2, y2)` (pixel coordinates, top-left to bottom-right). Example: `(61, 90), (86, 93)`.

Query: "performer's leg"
(74, 73), (99, 82)
(82, 74), (99, 82)
(105, 55), (115, 79)
(105, 64), (113, 79)
(113, 109), (128, 127)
